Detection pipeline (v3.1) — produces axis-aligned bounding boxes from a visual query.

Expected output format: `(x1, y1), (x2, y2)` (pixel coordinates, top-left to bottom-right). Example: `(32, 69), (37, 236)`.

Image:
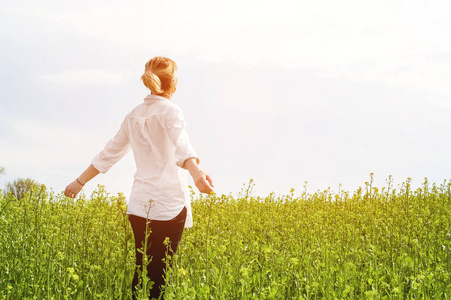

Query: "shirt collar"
(144, 94), (168, 102)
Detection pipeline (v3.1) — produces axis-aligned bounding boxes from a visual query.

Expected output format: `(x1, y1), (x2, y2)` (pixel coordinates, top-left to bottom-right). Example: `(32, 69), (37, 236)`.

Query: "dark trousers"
(128, 206), (187, 299)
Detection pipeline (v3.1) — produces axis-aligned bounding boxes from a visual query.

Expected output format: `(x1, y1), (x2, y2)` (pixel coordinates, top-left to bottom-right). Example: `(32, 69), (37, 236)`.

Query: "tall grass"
(1, 176), (450, 299)
(0, 186), (134, 299)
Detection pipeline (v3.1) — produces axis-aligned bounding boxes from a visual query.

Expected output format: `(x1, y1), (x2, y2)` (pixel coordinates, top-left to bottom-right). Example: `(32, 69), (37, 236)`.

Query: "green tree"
(5, 178), (40, 200)
(0, 166), (4, 175)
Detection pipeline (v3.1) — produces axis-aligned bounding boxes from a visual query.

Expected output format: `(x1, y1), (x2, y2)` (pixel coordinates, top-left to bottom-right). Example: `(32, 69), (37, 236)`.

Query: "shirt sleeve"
(92, 113), (131, 173)
(164, 105), (199, 168)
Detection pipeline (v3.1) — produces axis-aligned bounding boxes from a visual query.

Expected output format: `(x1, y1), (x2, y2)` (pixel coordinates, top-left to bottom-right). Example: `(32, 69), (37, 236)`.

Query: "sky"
(1, 0), (450, 199)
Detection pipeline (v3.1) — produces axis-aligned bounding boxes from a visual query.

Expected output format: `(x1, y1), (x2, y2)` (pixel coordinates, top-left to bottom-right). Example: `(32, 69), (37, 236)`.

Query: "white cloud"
(37, 69), (134, 87)
(7, 0), (451, 97)
(0, 116), (136, 197)
(3, 0), (451, 197)
(1, 117), (104, 166)
(319, 54), (451, 100)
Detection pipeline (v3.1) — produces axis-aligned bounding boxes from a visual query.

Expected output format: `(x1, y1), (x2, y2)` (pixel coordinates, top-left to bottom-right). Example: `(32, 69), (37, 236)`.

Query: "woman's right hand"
(192, 170), (214, 194)
(184, 158), (214, 194)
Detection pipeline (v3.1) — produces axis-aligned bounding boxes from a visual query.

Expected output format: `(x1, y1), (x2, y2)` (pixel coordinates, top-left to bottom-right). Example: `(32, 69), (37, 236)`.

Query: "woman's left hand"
(64, 180), (83, 198)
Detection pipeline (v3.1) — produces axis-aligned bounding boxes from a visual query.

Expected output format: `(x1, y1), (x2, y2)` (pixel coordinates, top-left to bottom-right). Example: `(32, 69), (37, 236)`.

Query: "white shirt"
(92, 94), (199, 228)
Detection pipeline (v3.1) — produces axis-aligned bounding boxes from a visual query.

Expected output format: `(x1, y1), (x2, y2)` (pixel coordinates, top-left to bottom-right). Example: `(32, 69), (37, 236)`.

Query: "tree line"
(0, 166), (40, 200)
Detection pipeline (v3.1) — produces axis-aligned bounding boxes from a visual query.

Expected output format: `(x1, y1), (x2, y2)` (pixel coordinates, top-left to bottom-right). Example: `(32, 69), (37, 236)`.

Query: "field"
(1, 176), (450, 299)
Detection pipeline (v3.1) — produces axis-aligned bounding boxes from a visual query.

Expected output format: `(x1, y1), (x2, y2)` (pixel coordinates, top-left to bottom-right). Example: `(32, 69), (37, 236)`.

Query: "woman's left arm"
(64, 113), (130, 198)
(64, 164), (100, 198)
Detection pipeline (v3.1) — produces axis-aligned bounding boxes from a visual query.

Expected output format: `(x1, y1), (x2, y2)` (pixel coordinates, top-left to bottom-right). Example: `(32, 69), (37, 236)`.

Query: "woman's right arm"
(164, 105), (214, 194)
(184, 158), (214, 194)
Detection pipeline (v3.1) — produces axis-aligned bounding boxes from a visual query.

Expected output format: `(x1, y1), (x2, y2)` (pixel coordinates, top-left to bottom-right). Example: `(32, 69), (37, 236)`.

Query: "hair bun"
(141, 71), (163, 94)
(141, 57), (178, 98)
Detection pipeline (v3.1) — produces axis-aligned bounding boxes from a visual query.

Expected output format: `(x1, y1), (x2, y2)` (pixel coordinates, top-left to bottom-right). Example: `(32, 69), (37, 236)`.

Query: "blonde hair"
(141, 57), (178, 99)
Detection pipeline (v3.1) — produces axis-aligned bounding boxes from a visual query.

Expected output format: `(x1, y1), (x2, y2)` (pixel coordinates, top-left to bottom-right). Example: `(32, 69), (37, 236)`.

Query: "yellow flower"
(56, 252), (65, 260)
(178, 268), (187, 276)
(240, 267), (250, 278)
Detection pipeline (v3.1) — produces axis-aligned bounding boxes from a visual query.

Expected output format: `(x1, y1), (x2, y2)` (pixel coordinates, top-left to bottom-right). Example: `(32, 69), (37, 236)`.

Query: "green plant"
(1, 176), (450, 299)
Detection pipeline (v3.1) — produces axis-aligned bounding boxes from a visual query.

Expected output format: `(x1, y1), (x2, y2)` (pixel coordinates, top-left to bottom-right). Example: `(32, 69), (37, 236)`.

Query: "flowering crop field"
(1, 177), (450, 299)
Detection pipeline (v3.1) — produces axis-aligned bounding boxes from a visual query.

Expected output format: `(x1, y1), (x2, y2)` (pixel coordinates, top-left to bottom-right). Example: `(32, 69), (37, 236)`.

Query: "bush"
(5, 178), (40, 200)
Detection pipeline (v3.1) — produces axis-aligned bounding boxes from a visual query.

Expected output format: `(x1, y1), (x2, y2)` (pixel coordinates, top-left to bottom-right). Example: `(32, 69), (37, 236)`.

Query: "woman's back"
(64, 56), (213, 299)
(92, 93), (197, 224)
(128, 95), (183, 183)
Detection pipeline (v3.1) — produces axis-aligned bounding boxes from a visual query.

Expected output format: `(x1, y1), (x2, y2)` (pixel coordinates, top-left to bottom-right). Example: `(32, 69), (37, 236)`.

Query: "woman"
(64, 56), (214, 299)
